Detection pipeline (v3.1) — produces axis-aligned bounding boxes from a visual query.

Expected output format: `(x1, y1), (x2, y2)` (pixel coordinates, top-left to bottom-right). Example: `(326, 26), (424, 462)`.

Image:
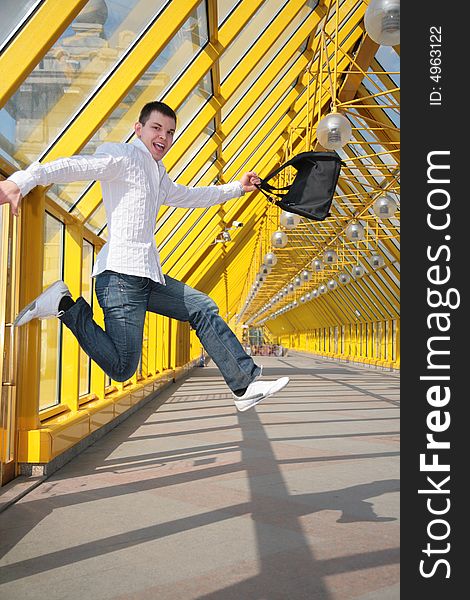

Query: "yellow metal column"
(89, 276), (105, 402)
(1, 204), (19, 484)
(141, 315), (149, 378)
(367, 322), (374, 364)
(394, 320), (400, 368)
(351, 324), (358, 360)
(156, 316), (170, 373)
(16, 188), (45, 431)
(386, 320), (393, 366)
(147, 313), (158, 376)
(61, 222), (83, 412)
(16, 188), (47, 463)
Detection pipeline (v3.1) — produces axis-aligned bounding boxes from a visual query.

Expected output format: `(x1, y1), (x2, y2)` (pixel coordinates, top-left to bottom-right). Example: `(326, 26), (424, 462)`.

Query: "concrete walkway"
(0, 353), (400, 599)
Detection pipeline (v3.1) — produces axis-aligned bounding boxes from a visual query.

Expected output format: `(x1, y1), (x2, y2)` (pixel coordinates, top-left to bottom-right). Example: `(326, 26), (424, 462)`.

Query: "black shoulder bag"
(256, 151), (343, 221)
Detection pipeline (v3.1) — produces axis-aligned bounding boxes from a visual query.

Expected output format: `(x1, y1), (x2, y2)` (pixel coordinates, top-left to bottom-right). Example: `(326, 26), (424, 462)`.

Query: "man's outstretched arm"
(0, 145), (126, 217)
(162, 170), (261, 208)
(0, 180), (22, 216)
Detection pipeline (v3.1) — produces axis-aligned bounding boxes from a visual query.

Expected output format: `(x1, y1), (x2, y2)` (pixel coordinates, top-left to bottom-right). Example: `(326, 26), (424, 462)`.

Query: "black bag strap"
(255, 184), (284, 202)
(258, 156), (301, 188)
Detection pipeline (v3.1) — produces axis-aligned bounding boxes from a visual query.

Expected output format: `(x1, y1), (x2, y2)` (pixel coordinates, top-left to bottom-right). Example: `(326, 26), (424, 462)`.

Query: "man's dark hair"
(139, 101), (177, 125)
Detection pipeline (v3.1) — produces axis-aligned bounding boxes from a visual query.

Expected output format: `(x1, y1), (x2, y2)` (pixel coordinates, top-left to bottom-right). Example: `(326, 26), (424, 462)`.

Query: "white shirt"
(8, 139), (244, 283)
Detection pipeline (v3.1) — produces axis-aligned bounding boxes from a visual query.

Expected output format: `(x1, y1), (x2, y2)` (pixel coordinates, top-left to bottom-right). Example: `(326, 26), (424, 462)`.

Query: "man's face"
(134, 110), (176, 161)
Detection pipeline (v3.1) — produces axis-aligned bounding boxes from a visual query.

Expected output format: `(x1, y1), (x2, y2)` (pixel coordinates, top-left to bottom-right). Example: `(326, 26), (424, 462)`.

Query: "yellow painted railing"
(277, 319), (400, 369)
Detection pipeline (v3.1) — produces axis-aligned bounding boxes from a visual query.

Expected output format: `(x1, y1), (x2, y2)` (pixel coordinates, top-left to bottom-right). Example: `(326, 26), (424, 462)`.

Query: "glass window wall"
(1, 1), (170, 167)
(0, 0), (41, 52)
(39, 212), (64, 410)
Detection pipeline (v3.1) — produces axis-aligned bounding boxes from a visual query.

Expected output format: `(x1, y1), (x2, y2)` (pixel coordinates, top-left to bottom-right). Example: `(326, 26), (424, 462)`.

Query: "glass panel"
(0, 0), (41, 51)
(1, 0), (170, 166)
(362, 50), (400, 125)
(79, 3), (209, 155)
(376, 46), (400, 87)
(159, 208), (211, 263)
(222, 2), (316, 120)
(223, 84), (295, 173)
(217, 0), (242, 26)
(168, 119), (215, 180)
(39, 213), (63, 410)
(360, 74), (400, 128)
(223, 49), (306, 144)
(187, 155), (219, 186)
(172, 72), (212, 141)
(219, 0), (289, 82)
(56, 4), (210, 217)
(79, 239), (94, 397)
(360, 277), (395, 317)
(85, 202), (108, 237)
(373, 269), (400, 303)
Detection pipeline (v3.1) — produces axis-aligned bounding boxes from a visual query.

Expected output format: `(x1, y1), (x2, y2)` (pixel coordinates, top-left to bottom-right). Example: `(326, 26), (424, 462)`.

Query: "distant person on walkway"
(0, 101), (289, 411)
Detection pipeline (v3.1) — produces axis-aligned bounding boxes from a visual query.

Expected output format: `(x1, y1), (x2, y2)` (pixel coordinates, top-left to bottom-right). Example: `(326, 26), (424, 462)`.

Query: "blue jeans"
(60, 270), (260, 391)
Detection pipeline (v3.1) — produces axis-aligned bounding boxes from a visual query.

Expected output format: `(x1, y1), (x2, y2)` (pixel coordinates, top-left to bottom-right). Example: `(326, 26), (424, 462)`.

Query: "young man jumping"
(0, 101), (289, 411)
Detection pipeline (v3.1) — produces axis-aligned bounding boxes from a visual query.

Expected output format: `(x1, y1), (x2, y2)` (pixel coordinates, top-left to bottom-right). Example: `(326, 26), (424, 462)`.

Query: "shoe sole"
(235, 394), (265, 412)
(14, 281), (67, 327)
(14, 300), (38, 327)
(235, 377), (290, 412)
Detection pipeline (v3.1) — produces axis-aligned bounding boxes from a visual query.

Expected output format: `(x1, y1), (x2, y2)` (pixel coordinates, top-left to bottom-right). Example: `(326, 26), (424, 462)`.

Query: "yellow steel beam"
(340, 279), (386, 322)
(338, 35), (380, 103)
(186, 206), (265, 299)
(41, 0), (201, 162)
(162, 187), (267, 282)
(207, 0), (223, 169)
(220, 0), (311, 101)
(220, 6), (326, 138)
(16, 187), (45, 431)
(180, 206), (265, 295)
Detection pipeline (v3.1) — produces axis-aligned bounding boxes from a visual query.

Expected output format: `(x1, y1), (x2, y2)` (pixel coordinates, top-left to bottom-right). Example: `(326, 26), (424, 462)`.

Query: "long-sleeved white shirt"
(8, 138), (244, 283)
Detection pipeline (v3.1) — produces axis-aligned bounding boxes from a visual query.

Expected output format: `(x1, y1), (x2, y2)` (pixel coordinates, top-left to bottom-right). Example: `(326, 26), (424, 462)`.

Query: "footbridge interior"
(1, 2), (399, 597)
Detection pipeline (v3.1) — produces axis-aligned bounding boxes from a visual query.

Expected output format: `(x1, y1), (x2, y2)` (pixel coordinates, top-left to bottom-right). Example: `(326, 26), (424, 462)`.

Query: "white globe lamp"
(316, 111), (352, 150)
(373, 194), (398, 219)
(364, 0), (400, 46)
(280, 210), (301, 229)
(271, 230), (288, 248)
(345, 222), (365, 241)
(264, 252), (278, 267)
(351, 264), (366, 278)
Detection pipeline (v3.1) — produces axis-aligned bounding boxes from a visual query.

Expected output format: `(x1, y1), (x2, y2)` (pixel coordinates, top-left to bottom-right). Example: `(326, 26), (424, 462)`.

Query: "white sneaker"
(232, 376), (289, 412)
(14, 280), (71, 327)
